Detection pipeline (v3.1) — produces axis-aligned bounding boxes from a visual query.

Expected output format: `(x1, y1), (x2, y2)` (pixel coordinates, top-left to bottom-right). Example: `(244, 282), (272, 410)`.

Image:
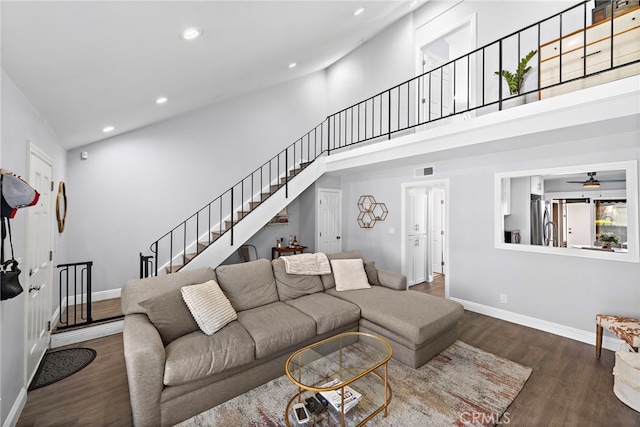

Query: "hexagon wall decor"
(356, 195), (388, 228)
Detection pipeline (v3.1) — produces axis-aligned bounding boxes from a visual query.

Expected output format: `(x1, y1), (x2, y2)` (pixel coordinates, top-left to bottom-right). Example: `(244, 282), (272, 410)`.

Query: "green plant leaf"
(496, 49), (537, 95)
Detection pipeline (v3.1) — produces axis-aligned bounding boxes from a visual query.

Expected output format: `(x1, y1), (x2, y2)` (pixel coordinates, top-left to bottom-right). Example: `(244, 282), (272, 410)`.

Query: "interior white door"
(566, 202), (592, 247)
(26, 145), (54, 384)
(431, 188), (445, 274)
(423, 52), (452, 121)
(317, 189), (342, 254)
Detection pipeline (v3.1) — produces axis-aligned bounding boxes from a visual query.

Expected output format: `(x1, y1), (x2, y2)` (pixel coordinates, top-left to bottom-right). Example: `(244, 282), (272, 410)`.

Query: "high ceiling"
(1, 1), (417, 149)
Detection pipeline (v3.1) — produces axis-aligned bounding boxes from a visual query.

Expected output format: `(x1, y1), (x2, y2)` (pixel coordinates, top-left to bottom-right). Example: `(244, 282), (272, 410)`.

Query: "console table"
(272, 246), (307, 259)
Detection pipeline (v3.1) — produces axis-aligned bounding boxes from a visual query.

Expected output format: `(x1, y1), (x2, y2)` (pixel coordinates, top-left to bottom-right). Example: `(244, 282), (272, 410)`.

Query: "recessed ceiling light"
(156, 97), (168, 104)
(102, 125), (115, 133)
(353, 7), (365, 16)
(180, 27), (202, 40)
(289, 62), (297, 69)
(409, 1), (418, 7)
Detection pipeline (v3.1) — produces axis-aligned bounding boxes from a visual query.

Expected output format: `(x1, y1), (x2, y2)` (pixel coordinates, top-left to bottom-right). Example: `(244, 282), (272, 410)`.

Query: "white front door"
(317, 189), (342, 254)
(26, 144), (54, 384)
(566, 202), (592, 247)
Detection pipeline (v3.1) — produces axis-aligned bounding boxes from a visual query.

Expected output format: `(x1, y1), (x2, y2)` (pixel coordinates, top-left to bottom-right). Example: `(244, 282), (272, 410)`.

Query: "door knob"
(336, 236), (341, 239)
(29, 285), (41, 293)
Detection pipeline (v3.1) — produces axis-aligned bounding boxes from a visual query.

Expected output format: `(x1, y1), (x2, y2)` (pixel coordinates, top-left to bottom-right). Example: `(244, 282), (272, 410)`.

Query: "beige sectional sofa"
(121, 250), (463, 426)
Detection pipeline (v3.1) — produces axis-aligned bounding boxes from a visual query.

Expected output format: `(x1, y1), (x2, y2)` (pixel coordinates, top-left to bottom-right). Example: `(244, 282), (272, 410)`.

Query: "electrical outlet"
(500, 294), (508, 304)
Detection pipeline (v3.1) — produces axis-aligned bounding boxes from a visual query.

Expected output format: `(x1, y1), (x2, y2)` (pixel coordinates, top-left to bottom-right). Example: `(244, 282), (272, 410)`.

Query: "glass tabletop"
(284, 332), (393, 426)
(285, 331), (392, 391)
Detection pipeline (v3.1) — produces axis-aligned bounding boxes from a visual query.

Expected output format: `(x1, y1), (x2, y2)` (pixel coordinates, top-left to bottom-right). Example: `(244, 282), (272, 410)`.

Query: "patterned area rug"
(28, 347), (96, 391)
(178, 340), (532, 427)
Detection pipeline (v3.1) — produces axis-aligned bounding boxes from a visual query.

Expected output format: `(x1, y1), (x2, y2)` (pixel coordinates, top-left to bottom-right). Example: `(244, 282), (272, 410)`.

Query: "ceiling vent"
(414, 166), (434, 178)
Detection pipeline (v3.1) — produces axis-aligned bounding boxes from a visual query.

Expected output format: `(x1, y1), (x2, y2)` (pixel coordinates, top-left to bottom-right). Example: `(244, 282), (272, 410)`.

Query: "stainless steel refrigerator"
(531, 198), (557, 246)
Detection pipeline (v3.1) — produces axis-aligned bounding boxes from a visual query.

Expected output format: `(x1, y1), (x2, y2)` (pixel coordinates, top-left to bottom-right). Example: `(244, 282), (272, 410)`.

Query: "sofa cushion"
(272, 258), (324, 301)
(236, 302), (316, 359)
(163, 321), (255, 386)
(122, 266), (217, 315)
(181, 280), (237, 335)
(139, 287), (199, 345)
(320, 250), (364, 290)
(331, 258), (371, 291)
(215, 259), (279, 311)
(326, 286), (463, 346)
(285, 293), (360, 335)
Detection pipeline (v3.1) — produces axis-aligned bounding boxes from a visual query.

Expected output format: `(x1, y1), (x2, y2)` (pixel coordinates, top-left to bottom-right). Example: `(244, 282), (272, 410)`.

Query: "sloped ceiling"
(1, 0), (417, 149)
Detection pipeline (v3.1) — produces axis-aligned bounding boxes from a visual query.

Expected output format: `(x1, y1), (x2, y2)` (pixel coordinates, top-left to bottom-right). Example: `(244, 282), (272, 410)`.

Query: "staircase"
(141, 121), (330, 276)
(140, 0), (640, 276)
(162, 160), (318, 274)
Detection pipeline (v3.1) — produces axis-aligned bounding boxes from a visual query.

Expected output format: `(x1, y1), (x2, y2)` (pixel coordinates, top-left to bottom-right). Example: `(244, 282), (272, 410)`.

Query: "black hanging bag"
(1, 260), (23, 300)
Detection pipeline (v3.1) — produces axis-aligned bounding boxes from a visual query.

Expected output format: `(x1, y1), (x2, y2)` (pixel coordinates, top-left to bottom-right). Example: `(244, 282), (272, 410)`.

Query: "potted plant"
(596, 231), (620, 249)
(495, 49), (537, 101)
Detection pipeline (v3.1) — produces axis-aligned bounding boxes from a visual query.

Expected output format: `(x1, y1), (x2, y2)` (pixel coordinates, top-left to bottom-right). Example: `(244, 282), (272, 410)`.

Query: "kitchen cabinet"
(539, 6), (640, 99)
(530, 175), (544, 196)
(502, 178), (512, 216)
(406, 187), (428, 287)
(407, 235), (428, 286)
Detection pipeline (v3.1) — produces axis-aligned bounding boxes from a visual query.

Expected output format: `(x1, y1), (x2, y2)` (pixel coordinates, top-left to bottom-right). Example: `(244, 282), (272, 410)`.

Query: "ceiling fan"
(566, 172), (625, 188)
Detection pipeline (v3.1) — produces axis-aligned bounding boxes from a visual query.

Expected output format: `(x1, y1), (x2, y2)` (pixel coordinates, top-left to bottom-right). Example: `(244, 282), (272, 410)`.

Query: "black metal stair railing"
(143, 121), (328, 277)
(141, 0), (639, 277)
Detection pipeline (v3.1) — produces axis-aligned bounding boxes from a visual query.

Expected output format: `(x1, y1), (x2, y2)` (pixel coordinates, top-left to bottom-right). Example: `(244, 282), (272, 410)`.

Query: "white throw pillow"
(331, 259), (371, 291)
(181, 280), (237, 335)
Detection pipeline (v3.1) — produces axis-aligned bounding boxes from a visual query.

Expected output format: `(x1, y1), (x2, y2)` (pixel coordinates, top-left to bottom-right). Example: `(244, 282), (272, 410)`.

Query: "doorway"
(417, 14), (477, 123)
(566, 200), (593, 247)
(401, 180), (448, 295)
(26, 143), (54, 384)
(317, 188), (342, 254)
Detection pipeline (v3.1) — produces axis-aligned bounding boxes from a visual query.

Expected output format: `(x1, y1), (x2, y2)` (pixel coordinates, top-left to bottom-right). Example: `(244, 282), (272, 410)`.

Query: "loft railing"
(141, 0), (639, 276)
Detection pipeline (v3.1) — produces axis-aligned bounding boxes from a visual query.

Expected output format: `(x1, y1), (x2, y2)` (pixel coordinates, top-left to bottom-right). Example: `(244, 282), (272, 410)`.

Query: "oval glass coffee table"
(284, 331), (393, 426)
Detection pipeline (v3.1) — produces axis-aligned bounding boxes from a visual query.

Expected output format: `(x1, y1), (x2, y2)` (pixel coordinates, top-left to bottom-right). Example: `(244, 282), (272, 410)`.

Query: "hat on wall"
(1, 169), (40, 218)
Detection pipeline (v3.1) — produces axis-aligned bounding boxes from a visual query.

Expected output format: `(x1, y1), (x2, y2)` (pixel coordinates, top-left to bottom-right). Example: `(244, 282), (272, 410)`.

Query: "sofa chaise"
(121, 250), (463, 426)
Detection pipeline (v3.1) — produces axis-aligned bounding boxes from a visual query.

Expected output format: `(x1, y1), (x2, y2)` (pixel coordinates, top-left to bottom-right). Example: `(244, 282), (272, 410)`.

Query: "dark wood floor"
(17, 274), (640, 426)
(410, 272), (445, 297)
(54, 298), (123, 332)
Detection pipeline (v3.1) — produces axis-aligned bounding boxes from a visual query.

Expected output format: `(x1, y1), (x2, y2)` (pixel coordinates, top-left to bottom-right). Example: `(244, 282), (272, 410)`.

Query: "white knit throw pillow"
(181, 280), (237, 335)
(331, 259), (371, 291)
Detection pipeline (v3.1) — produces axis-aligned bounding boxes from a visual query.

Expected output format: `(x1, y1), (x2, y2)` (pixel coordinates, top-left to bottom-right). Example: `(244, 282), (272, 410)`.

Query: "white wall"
(1, 70), (66, 427)
(326, 0), (576, 114)
(58, 0), (582, 292)
(326, 13), (415, 113)
(62, 71), (327, 291)
(335, 129), (639, 334)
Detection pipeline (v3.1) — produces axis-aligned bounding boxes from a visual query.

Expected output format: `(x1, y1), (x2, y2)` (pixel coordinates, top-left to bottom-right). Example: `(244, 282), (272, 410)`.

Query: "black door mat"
(28, 347), (96, 390)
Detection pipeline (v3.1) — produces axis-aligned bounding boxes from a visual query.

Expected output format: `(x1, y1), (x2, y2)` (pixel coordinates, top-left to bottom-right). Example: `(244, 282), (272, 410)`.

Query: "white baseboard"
(2, 386), (26, 427)
(451, 298), (622, 352)
(51, 288), (121, 330)
(50, 319), (123, 349)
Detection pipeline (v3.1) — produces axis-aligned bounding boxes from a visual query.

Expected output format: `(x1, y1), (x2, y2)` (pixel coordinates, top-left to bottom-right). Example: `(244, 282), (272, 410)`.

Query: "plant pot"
(601, 242), (612, 250)
(501, 95), (526, 109)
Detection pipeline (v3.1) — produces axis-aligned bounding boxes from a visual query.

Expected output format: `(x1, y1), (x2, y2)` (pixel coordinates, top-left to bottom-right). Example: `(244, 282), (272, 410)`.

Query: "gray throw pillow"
(364, 261), (380, 285)
(139, 288), (199, 346)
